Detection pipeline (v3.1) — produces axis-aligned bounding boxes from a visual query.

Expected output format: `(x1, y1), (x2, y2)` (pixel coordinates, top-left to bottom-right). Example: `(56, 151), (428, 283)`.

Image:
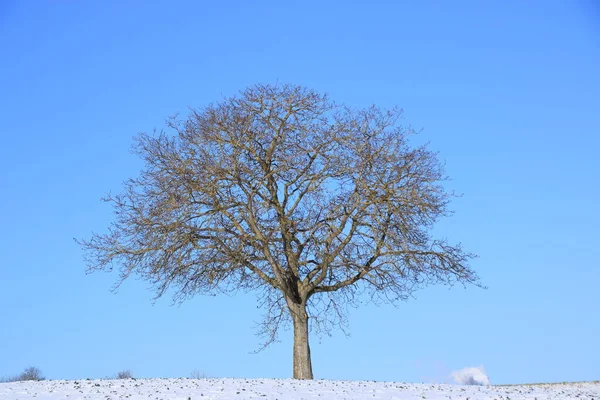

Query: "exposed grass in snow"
(496, 380), (600, 386)
(0, 378), (598, 399)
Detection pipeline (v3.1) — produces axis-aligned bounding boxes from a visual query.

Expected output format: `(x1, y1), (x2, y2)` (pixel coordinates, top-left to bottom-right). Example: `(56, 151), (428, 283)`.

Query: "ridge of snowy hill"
(1, 378), (598, 399)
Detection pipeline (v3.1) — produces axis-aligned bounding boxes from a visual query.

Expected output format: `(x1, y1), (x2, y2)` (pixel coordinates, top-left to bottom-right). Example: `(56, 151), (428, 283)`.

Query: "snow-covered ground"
(1, 378), (598, 399)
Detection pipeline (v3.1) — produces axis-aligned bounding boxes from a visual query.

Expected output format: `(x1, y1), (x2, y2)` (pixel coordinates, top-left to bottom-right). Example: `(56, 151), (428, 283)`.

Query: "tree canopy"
(79, 84), (479, 379)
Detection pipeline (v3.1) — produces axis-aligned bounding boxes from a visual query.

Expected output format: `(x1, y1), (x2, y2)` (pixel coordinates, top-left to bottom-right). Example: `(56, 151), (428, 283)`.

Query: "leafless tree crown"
(79, 83), (478, 345)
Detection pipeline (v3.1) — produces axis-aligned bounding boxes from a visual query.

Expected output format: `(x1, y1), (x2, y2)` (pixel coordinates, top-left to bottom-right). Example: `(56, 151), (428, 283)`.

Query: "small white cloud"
(451, 365), (490, 385)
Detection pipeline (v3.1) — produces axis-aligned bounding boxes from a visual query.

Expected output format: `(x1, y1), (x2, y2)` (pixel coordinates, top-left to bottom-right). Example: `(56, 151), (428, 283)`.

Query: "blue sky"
(1, 0), (598, 385)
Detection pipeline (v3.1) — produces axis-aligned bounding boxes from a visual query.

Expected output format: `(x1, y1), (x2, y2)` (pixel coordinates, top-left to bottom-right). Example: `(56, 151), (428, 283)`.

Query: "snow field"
(1, 378), (598, 400)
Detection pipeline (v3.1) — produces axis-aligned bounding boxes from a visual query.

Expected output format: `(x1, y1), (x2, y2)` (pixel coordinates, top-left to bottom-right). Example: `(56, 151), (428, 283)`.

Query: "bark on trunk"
(290, 302), (313, 379)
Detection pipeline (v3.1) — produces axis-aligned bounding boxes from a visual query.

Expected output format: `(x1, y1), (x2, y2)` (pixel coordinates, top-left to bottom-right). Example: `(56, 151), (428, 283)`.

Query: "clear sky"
(1, 0), (598, 385)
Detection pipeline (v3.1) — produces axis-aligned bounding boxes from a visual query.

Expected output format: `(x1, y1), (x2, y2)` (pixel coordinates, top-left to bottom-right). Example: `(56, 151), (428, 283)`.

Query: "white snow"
(451, 365), (491, 385)
(0, 378), (598, 399)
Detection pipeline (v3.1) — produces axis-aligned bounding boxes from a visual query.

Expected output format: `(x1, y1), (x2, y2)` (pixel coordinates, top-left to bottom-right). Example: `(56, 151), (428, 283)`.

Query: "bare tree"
(189, 369), (206, 379)
(115, 370), (133, 379)
(10, 367), (44, 381)
(78, 84), (479, 379)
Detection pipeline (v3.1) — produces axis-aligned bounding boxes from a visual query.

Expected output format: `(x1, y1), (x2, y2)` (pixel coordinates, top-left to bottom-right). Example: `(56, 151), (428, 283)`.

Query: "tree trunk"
(289, 302), (314, 379)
